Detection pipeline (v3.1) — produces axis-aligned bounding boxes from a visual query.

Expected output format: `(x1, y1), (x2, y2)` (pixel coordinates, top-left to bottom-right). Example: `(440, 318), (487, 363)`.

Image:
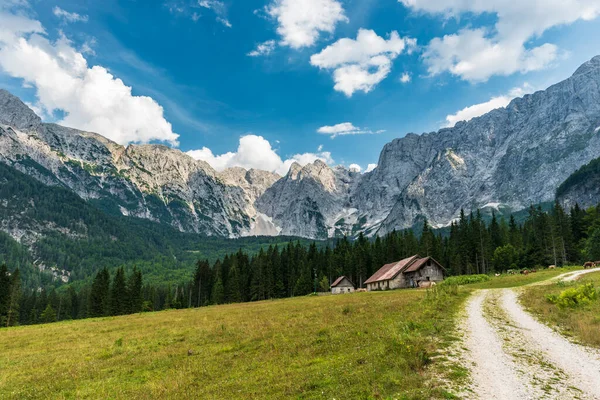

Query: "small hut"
(365, 255), (445, 291)
(330, 276), (355, 294)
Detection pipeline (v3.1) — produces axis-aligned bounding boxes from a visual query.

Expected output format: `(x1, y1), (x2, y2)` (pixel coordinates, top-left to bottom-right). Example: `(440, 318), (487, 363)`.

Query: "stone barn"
(330, 276), (355, 294)
(365, 255), (445, 291)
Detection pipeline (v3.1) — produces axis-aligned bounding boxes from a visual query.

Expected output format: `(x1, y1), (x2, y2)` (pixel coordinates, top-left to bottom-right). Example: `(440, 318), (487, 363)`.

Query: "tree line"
(0, 266), (143, 327)
(2, 202), (600, 327)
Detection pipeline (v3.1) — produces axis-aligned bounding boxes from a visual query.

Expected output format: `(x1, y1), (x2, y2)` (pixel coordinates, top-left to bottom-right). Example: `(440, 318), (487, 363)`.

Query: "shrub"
(440, 274), (490, 286)
(546, 283), (598, 308)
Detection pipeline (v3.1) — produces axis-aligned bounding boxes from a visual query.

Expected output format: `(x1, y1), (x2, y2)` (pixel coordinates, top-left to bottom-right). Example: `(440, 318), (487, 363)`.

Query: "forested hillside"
(0, 162), (313, 288)
(3, 198), (599, 328)
(557, 156), (600, 210)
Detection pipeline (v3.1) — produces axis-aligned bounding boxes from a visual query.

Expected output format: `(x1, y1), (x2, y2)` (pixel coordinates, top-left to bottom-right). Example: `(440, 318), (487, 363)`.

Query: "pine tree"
(110, 267), (128, 316)
(89, 268), (110, 317)
(0, 265), (11, 326)
(40, 303), (57, 323)
(211, 269), (225, 305)
(6, 268), (21, 327)
(127, 267), (143, 313)
(227, 262), (242, 303)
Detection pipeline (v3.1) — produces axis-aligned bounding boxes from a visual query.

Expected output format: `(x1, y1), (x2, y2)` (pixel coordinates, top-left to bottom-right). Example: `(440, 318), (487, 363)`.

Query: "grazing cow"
(495, 273), (501, 277)
(584, 262), (595, 269)
(418, 281), (437, 289)
(356, 288), (367, 293)
(507, 269), (516, 275)
(521, 270), (530, 275)
(548, 265), (556, 269)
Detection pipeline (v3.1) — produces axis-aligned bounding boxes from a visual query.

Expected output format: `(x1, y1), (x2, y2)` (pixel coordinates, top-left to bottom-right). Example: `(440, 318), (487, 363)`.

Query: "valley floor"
(2, 268), (600, 399)
(456, 269), (600, 399)
(0, 286), (466, 399)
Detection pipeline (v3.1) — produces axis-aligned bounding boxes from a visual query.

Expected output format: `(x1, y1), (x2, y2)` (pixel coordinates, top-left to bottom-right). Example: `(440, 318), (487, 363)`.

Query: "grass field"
(468, 266), (580, 289)
(520, 271), (600, 348)
(0, 287), (468, 399)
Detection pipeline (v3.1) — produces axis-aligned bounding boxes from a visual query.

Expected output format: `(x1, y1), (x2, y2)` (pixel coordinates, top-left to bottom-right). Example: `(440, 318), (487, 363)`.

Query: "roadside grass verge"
(520, 272), (600, 348)
(0, 287), (468, 399)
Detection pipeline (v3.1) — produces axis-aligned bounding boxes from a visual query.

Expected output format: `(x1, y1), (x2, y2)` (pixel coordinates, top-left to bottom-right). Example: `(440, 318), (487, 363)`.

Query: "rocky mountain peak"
(573, 55), (600, 77)
(0, 89), (42, 131)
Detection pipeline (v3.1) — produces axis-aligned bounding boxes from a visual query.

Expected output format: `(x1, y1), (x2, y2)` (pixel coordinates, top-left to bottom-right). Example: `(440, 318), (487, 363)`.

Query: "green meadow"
(0, 287), (466, 399)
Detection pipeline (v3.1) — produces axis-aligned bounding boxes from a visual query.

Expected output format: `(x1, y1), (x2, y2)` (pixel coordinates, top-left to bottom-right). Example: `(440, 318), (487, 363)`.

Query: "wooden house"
(330, 276), (355, 294)
(365, 255), (445, 291)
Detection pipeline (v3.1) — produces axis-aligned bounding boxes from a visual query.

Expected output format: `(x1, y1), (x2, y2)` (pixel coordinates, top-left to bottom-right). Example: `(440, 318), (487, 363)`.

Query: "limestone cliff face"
(2, 56), (600, 240)
(255, 160), (362, 239)
(371, 56), (600, 234)
(0, 89), (252, 237)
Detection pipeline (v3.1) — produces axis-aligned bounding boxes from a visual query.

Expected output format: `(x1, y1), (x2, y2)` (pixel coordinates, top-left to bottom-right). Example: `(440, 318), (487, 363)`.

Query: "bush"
(546, 283), (598, 308)
(440, 274), (490, 286)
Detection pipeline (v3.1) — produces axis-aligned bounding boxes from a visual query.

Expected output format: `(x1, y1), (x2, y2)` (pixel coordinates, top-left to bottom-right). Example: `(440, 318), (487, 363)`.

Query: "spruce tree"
(0, 265), (11, 326)
(40, 303), (57, 324)
(89, 268), (110, 317)
(127, 267), (143, 313)
(6, 268), (21, 327)
(110, 267), (128, 316)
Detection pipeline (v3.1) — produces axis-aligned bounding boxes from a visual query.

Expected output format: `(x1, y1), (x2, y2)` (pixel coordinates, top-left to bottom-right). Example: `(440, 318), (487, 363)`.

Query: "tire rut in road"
(461, 291), (534, 399)
(502, 289), (600, 399)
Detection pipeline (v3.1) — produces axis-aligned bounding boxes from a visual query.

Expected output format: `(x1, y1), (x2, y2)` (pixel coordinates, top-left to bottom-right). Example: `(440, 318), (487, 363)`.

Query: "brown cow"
(521, 270), (530, 275)
(584, 262), (595, 269)
(548, 265), (556, 269)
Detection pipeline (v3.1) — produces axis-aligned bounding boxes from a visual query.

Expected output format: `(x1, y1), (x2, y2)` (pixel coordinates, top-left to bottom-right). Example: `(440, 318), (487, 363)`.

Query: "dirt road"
(459, 269), (600, 399)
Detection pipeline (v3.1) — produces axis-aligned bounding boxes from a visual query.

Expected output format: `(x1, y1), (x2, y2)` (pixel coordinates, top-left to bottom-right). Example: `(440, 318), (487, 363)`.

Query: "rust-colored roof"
(404, 257), (447, 273)
(331, 276), (354, 288)
(404, 257), (429, 272)
(364, 255), (419, 284)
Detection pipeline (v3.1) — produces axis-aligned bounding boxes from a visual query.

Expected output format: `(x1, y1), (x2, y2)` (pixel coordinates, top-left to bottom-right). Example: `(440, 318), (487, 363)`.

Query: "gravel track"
(460, 270), (600, 399)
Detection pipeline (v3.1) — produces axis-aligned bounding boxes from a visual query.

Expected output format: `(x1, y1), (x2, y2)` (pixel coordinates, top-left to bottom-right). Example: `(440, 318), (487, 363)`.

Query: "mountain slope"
(369, 56), (600, 234)
(556, 156), (600, 210)
(2, 56), (600, 241)
(0, 89), (258, 237)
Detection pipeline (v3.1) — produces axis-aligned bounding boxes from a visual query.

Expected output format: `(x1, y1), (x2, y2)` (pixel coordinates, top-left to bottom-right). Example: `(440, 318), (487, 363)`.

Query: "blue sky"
(1, 0), (600, 174)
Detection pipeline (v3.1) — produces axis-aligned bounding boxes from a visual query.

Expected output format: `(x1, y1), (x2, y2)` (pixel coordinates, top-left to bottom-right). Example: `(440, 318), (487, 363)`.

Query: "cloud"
(198, 0), (231, 27)
(247, 40), (276, 57)
(399, 0), (600, 82)
(365, 163), (377, 173)
(310, 29), (416, 96)
(348, 163), (361, 172)
(400, 72), (411, 83)
(444, 84), (534, 127)
(318, 122), (384, 138)
(53, 6), (88, 23)
(266, 0), (347, 49)
(187, 135), (334, 175)
(0, 9), (179, 145)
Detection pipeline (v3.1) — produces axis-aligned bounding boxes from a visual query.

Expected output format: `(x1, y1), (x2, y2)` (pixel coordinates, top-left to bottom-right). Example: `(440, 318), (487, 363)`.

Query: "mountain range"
(1, 56), (600, 245)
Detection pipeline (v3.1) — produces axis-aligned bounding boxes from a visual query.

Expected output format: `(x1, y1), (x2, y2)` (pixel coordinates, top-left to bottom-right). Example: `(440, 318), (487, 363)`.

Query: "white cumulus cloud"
(187, 135), (334, 176)
(317, 122), (384, 138)
(247, 40), (276, 57)
(310, 29), (416, 96)
(53, 6), (88, 23)
(444, 84), (534, 127)
(400, 72), (411, 83)
(365, 163), (377, 173)
(348, 163), (361, 172)
(0, 9), (179, 145)
(266, 0), (348, 49)
(399, 0), (600, 82)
